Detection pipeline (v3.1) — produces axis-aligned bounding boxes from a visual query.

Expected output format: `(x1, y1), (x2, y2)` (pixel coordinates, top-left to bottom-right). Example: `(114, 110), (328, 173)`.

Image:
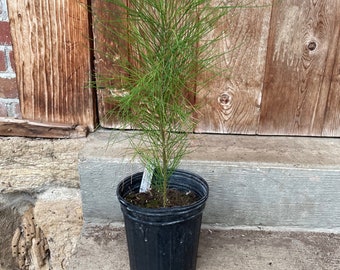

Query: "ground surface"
(67, 225), (340, 270)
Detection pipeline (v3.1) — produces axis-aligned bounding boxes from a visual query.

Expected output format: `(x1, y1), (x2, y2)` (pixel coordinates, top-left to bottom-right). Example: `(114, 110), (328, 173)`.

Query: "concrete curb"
(79, 130), (340, 231)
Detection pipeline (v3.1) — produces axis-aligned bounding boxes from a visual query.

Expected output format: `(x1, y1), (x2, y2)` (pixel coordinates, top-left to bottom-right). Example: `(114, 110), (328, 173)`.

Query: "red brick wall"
(0, 0), (20, 118)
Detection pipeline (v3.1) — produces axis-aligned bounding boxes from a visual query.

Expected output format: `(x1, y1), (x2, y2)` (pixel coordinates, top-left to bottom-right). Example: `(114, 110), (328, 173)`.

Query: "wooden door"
(93, 0), (273, 132)
(7, 0), (338, 137)
(93, 0), (340, 137)
(7, 0), (96, 133)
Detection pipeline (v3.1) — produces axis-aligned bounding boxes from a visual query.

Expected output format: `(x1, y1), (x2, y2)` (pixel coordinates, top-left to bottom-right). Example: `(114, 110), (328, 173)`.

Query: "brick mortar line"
(0, 45), (12, 51)
(0, 97), (19, 103)
(0, 72), (16, 79)
(0, 0), (9, 22)
(0, 97), (20, 117)
(0, 45), (15, 78)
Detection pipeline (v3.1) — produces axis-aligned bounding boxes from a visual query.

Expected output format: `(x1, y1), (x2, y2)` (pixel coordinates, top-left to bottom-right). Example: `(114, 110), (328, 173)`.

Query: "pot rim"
(117, 169), (209, 214)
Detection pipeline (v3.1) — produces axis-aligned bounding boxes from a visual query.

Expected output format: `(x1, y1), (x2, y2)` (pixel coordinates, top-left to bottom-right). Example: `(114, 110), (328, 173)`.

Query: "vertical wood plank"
(195, 0), (272, 134)
(7, 0), (96, 130)
(322, 25), (340, 136)
(258, 0), (340, 136)
(91, 0), (125, 128)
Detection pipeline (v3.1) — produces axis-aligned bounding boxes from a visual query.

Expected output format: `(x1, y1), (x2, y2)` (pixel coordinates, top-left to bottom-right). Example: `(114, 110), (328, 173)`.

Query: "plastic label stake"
(139, 166), (153, 193)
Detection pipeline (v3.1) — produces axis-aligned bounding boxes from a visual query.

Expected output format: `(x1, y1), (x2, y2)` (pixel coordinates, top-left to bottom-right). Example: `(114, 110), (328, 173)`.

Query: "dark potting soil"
(124, 189), (198, 208)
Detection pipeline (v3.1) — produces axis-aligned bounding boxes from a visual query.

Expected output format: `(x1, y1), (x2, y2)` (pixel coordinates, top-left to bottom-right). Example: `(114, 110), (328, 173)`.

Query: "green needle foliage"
(92, 0), (236, 207)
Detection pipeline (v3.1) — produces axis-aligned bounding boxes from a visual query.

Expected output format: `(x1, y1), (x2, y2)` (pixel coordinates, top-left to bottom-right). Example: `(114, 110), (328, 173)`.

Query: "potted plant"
(91, 0), (232, 269)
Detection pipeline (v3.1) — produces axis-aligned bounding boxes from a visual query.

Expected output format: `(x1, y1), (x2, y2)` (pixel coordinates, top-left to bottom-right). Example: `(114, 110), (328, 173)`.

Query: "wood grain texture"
(195, 0), (272, 134)
(92, 0), (194, 129)
(259, 0), (340, 136)
(0, 117), (88, 138)
(91, 0), (128, 128)
(7, 0), (96, 130)
(322, 22), (340, 136)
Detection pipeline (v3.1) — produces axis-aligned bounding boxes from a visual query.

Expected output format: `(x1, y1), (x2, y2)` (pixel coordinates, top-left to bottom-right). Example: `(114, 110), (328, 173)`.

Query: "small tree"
(92, 0), (233, 206)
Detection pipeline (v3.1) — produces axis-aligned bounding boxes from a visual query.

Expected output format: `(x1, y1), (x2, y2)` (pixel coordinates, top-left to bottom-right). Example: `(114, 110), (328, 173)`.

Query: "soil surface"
(124, 188), (198, 208)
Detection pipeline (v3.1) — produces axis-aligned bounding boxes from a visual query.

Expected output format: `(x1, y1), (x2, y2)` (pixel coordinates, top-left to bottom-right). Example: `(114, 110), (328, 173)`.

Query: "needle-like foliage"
(92, 0), (236, 206)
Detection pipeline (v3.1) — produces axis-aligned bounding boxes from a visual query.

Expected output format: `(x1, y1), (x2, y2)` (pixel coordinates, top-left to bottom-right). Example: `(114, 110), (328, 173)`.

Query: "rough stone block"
(34, 188), (83, 270)
(0, 136), (86, 193)
(0, 188), (83, 270)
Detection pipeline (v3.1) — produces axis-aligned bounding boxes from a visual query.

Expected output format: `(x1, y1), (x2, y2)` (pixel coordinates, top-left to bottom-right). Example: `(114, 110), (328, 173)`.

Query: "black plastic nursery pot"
(117, 169), (209, 270)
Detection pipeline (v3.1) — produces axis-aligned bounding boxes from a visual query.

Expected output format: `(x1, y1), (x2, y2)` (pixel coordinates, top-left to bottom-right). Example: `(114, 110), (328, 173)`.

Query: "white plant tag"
(139, 166), (154, 193)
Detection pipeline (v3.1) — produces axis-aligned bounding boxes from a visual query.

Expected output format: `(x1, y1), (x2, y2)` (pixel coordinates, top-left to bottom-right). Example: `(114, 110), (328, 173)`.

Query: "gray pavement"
(67, 225), (340, 270)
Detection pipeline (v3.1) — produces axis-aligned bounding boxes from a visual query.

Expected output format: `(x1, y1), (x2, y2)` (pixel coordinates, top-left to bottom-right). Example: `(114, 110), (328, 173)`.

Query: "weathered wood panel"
(0, 117), (88, 138)
(322, 25), (340, 136)
(91, 0), (128, 128)
(92, 0), (195, 129)
(7, 0), (96, 130)
(195, 0), (272, 134)
(258, 0), (340, 136)
(91, 0), (340, 136)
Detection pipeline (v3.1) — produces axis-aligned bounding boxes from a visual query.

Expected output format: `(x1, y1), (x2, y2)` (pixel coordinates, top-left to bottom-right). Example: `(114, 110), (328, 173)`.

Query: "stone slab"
(0, 136), (86, 193)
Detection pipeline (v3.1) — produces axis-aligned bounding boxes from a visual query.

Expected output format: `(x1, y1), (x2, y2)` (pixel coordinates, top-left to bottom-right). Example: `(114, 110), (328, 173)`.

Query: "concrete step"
(66, 224), (340, 270)
(79, 130), (340, 231)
